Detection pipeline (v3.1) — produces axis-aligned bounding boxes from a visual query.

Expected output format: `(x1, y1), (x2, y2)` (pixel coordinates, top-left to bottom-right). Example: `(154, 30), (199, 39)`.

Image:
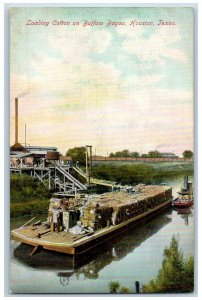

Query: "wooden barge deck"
(11, 197), (172, 255)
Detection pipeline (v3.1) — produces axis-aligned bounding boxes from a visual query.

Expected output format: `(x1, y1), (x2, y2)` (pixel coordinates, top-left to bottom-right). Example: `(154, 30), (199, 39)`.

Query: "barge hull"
(12, 199), (172, 255)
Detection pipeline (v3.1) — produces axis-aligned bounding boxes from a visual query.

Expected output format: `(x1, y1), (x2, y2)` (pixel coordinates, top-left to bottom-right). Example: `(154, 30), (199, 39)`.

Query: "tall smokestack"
(15, 98), (18, 144)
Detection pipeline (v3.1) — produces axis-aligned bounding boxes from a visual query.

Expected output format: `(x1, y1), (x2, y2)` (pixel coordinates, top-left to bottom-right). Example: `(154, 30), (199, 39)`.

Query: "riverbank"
(91, 161), (194, 185)
(10, 213), (47, 231)
(10, 162), (194, 218)
(10, 175), (51, 218)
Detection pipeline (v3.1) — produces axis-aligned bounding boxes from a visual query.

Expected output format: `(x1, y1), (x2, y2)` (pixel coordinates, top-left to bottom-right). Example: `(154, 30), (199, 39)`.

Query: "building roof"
(160, 152), (178, 157)
(25, 145), (58, 155)
(10, 152), (33, 159)
(26, 146), (58, 151)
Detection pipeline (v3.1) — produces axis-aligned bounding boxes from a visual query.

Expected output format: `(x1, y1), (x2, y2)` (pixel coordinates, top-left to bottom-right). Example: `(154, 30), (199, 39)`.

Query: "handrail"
(55, 163), (86, 190)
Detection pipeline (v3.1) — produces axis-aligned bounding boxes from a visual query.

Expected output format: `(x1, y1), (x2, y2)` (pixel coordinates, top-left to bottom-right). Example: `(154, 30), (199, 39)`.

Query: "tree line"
(66, 147), (194, 166)
(109, 149), (193, 159)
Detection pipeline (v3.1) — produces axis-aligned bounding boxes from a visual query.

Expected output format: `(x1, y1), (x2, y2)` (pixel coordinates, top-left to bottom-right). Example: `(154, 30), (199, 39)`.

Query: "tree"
(131, 151), (140, 158)
(66, 146), (86, 166)
(109, 281), (121, 293)
(142, 235), (194, 293)
(120, 287), (131, 293)
(141, 154), (149, 158)
(148, 151), (161, 158)
(108, 281), (131, 294)
(183, 256), (194, 292)
(109, 150), (139, 158)
(120, 149), (130, 157)
(183, 150), (193, 159)
(114, 149), (130, 157)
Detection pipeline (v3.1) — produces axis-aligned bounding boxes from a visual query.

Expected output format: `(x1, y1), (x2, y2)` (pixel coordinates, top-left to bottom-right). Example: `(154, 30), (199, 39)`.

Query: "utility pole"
(86, 146), (89, 185)
(86, 145), (92, 186)
(25, 124), (27, 148)
(89, 146), (92, 183)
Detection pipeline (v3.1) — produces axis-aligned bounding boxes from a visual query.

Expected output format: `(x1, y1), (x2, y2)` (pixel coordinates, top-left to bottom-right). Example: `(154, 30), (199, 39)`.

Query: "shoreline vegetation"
(108, 235), (194, 294)
(10, 161), (193, 219)
(10, 175), (51, 218)
(91, 161), (193, 185)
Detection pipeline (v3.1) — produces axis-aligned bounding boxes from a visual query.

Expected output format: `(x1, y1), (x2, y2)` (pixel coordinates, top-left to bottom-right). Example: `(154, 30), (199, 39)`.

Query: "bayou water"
(9, 176), (194, 294)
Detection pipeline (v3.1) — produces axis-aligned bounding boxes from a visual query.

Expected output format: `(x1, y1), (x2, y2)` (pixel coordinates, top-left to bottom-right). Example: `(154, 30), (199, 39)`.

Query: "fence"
(92, 156), (193, 162)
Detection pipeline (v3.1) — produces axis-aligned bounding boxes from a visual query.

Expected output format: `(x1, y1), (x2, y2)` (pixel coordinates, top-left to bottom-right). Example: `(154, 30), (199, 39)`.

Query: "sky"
(10, 7), (194, 156)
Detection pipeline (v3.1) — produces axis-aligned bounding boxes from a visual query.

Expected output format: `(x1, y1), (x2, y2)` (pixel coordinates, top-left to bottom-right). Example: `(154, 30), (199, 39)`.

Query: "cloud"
(11, 28), (120, 110)
(18, 27), (120, 109)
(118, 23), (188, 65)
(10, 17), (193, 156)
(122, 74), (165, 89)
(48, 27), (112, 61)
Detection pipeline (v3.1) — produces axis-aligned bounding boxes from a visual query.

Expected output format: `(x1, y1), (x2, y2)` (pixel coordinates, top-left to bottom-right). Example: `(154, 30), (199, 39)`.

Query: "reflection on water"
(14, 210), (172, 273)
(57, 271), (73, 286)
(10, 176), (194, 294)
(13, 208), (173, 288)
(175, 207), (193, 226)
(74, 212), (172, 280)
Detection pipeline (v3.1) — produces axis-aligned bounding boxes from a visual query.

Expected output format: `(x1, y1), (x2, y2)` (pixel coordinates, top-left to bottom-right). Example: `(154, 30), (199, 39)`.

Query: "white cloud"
(48, 27), (112, 61)
(118, 24), (188, 64)
(10, 26), (114, 105)
(19, 27), (120, 109)
(122, 74), (165, 88)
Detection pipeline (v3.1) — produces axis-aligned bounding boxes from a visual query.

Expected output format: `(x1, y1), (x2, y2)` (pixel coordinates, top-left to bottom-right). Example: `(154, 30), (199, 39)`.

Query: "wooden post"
(86, 146), (89, 185)
(54, 167), (56, 189)
(48, 169), (51, 190)
(135, 281), (140, 293)
(89, 146), (92, 185)
(20, 217), (35, 228)
(29, 245), (39, 256)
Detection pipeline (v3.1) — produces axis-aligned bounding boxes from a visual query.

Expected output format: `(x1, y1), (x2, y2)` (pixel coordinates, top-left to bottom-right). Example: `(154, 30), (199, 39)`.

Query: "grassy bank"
(92, 162), (194, 185)
(10, 175), (51, 218)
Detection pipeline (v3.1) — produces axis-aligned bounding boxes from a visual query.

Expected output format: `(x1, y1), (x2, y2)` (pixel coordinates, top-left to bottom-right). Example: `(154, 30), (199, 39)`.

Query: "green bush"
(108, 281), (132, 294)
(92, 164), (193, 185)
(10, 175), (51, 217)
(10, 175), (51, 203)
(10, 199), (50, 218)
(142, 235), (194, 293)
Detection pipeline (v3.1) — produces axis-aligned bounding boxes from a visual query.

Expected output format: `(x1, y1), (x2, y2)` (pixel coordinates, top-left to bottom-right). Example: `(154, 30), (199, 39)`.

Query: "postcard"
(9, 7), (194, 294)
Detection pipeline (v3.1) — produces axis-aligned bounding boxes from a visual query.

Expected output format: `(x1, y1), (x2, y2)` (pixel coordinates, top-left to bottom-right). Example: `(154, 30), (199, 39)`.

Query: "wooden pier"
(10, 154), (119, 195)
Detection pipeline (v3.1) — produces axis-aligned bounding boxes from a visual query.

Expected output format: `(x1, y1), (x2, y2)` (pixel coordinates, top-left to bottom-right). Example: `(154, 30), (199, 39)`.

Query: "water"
(10, 176), (194, 294)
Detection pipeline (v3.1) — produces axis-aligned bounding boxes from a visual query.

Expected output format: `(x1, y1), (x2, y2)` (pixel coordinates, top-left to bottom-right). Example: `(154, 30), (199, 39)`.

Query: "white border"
(1, 1), (201, 299)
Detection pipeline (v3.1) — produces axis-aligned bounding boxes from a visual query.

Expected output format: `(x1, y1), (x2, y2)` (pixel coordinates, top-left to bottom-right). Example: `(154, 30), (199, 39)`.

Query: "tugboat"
(172, 176), (194, 208)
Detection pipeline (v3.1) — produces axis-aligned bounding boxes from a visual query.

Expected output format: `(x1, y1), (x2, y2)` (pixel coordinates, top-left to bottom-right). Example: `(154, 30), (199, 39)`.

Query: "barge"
(11, 184), (173, 255)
